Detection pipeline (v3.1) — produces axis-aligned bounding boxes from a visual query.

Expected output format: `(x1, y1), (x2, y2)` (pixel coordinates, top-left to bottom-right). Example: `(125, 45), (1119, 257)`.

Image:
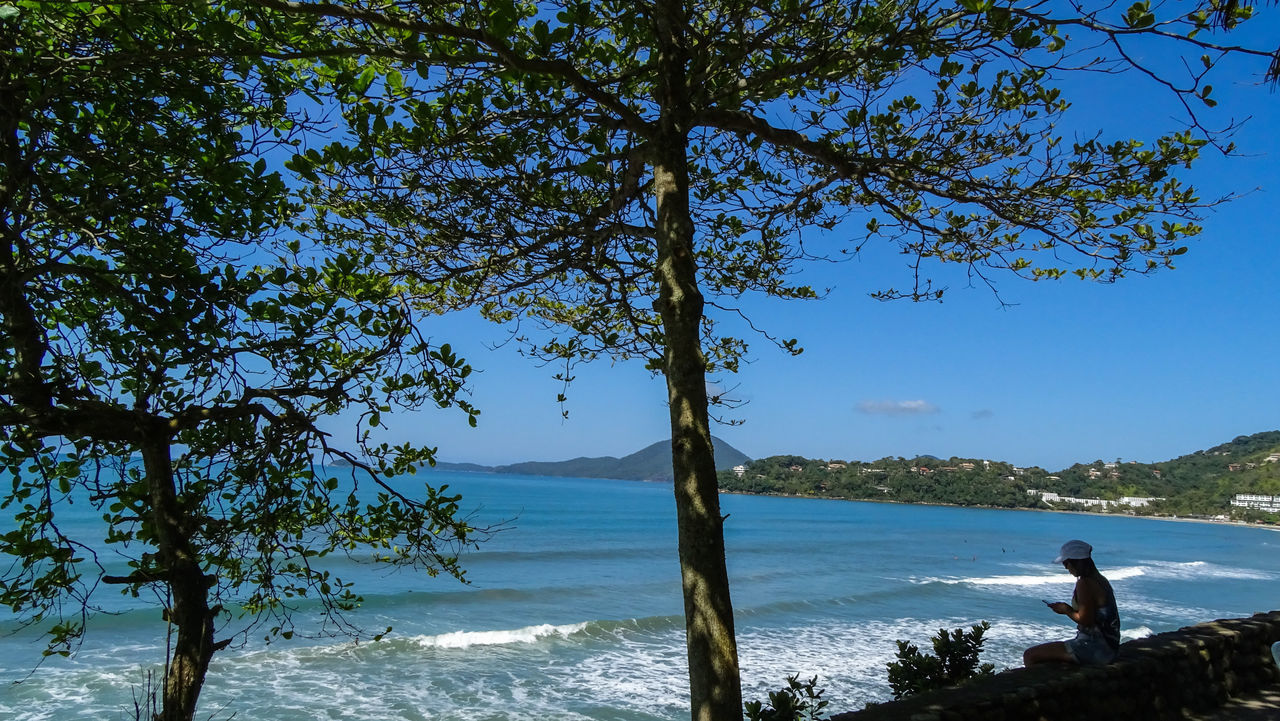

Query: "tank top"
(1073, 574), (1121, 650)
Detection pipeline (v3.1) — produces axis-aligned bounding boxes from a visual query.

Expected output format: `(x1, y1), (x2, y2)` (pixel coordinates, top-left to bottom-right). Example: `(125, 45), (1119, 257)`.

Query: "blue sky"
(349, 25), (1279, 473)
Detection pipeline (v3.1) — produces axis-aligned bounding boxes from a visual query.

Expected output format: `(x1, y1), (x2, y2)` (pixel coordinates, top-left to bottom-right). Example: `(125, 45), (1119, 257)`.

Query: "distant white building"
(732, 465), (746, 478)
(1231, 494), (1280, 513)
(1028, 490), (1140, 509)
(1068, 497), (1112, 508)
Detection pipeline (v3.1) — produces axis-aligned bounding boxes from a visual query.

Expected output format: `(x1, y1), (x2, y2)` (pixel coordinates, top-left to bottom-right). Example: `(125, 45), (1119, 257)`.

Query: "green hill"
(432, 437), (751, 482)
(718, 431), (1280, 522)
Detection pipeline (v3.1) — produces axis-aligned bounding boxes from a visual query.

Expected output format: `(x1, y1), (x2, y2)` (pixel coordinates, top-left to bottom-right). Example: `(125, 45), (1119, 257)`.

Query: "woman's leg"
(1023, 641), (1075, 666)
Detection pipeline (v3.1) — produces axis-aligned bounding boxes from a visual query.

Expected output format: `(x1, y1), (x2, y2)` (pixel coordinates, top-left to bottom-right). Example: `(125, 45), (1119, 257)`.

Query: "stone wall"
(831, 611), (1280, 721)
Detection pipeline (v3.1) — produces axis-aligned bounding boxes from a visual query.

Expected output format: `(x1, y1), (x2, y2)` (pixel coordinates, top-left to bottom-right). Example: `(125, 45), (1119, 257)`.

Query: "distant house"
(1265, 453), (1280, 463)
(1228, 463), (1243, 472)
(1119, 496), (1164, 508)
(732, 465), (747, 478)
(826, 462), (846, 471)
(788, 465), (803, 472)
(959, 462), (975, 471)
(1087, 469), (1102, 479)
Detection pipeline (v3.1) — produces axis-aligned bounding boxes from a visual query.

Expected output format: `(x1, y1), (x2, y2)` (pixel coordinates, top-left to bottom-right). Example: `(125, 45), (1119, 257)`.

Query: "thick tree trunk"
(140, 438), (220, 721)
(651, 4), (743, 713)
(653, 154), (743, 721)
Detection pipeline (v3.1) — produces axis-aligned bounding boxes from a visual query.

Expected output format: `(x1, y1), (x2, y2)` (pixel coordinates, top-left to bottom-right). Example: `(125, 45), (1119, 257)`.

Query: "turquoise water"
(2, 471), (1277, 720)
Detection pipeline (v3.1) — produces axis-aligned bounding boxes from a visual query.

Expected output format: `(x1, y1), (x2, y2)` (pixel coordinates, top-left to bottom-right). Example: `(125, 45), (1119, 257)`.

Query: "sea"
(2, 470), (1277, 721)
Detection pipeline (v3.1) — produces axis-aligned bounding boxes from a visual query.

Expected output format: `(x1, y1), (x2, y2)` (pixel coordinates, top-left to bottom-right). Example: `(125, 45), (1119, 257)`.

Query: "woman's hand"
(1048, 601), (1072, 615)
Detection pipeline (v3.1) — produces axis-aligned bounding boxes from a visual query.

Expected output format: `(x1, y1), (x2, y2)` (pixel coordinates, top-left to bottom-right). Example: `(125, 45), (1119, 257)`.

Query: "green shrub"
(886, 622), (996, 700)
(744, 674), (830, 721)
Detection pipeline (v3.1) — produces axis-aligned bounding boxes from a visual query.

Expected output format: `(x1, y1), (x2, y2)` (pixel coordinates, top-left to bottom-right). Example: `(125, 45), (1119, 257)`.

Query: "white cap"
(1053, 539), (1093, 564)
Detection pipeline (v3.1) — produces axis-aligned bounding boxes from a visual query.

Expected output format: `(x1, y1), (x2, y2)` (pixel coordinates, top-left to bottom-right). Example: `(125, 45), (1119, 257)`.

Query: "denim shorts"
(1065, 631), (1118, 665)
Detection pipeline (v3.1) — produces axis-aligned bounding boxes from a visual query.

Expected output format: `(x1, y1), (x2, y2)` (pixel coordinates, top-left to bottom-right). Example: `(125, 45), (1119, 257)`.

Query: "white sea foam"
(1121, 597), (1226, 622)
(410, 621), (590, 649)
(734, 616), (1070, 709)
(1123, 625), (1154, 641)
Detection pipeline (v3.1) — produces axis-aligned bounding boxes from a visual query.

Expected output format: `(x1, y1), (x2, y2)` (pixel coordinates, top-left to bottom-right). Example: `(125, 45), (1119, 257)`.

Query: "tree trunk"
(652, 4), (743, 716)
(654, 152), (743, 721)
(140, 438), (220, 721)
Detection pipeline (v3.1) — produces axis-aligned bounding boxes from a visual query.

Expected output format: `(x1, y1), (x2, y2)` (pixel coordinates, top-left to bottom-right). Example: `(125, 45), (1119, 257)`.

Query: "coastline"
(717, 488), (1280, 532)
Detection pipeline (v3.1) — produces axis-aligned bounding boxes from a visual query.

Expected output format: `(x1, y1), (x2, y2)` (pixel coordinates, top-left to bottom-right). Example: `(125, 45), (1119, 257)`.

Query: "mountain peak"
(432, 437), (751, 482)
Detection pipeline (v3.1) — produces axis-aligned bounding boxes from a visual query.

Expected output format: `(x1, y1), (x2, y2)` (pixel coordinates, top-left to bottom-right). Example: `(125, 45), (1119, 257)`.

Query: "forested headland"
(718, 431), (1280, 524)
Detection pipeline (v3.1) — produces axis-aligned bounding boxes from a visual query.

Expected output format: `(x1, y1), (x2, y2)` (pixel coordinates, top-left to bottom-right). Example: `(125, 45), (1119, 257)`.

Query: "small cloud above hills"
(856, 399), (940, 416)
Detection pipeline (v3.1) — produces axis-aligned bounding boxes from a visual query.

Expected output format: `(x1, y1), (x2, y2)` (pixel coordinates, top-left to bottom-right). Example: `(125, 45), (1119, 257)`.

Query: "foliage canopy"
(0, 2), (484, 718)
(258, 1), (1277, 719)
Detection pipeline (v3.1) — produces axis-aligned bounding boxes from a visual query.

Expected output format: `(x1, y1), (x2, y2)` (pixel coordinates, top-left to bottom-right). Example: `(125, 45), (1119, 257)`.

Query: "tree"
(261, 1), (1277, 718)
(0, 3), (484, 720)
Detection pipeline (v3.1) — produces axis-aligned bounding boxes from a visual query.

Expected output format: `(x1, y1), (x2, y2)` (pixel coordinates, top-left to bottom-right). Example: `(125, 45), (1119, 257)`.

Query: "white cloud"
(856, 399), (940, 416)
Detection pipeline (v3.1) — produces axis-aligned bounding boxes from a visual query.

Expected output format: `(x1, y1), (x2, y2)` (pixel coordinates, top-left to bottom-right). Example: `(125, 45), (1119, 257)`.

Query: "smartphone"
(1042, 599), (1053, 606)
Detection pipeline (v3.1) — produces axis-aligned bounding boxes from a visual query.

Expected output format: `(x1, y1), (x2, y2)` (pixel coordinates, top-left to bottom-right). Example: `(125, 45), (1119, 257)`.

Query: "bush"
(886, 622), (996, 700)
(744, 674), (830, 721)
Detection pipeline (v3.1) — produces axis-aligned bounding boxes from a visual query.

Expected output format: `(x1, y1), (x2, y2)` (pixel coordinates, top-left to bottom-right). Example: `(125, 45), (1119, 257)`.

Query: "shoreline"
(717, 488), (1280, 532)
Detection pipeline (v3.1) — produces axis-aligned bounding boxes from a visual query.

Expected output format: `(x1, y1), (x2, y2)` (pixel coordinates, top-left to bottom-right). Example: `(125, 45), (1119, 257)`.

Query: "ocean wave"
(402, 614), (686, 651)
(410, 622), (591, 649)
(912, 558), (1271, 589)
(910, 569), (1130, 588)
(1133, 559), (1274, 581)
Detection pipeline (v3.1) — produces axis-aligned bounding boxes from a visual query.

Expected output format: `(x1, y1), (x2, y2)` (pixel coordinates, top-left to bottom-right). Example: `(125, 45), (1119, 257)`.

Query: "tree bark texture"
(140, 438), (220, 721)
(652, 4), (743, 716)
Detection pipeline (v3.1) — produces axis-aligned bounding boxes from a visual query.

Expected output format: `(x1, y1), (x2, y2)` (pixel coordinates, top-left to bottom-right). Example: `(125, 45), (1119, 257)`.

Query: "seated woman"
(1024, 539), (1121, 666)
